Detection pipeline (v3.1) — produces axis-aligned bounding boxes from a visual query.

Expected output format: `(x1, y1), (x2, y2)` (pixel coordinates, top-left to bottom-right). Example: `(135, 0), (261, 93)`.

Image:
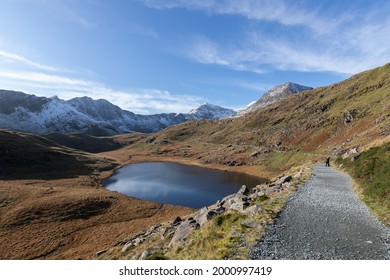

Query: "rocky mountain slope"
(149, 64), (389, 157)
(0, 90), (235, 136)
(236, 82), (313, 116)
(121, 63), (390, 222)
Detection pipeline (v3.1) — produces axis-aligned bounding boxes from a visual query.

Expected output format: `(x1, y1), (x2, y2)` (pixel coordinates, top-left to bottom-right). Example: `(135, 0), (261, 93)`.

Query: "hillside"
(0, 129), (118, 179)
(138, 63), (389, 159)
(113, 62), (390, 222)
(236, 82), (313, 116)
(0, 129), (193, 259)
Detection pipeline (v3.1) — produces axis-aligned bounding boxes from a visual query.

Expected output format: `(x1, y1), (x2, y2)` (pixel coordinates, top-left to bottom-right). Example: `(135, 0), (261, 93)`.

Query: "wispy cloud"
(139, 0), (344, 33)
(0, 50), (59, 72)
(0, 50), (204, 114)
(128, 22), (159, 39)
(141, 0), (390, 75)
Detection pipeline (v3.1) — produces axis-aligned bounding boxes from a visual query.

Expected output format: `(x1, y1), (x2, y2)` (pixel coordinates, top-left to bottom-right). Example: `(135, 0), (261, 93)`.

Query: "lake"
(102, 162), (267, 208)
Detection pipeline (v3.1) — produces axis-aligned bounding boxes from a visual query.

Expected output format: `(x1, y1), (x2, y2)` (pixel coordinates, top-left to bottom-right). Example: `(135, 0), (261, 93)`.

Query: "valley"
(0, 63), (389, 259)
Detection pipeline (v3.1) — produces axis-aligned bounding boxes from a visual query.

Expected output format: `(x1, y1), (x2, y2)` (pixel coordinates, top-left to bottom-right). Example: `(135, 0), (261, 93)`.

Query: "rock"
(139, 250), (149, 260)
(146, 224), (162, 235)
(341, 147), (359, 159)
(241, 220), (262, 228)
(244, 204), (262, 216)
(139, 247), (162, 260)
(249, 151), (261, 158)
(132, 237), (142, 246)
(169, 219), (200, 246)
(276, 175), (292, 184)
(214, 206), (225, 214)
(194, 208), (219, 227)
(94, 249), (107, 258)
(171, 217), (182, 226)
(229, 201), (250, 213)
(222, 195), (248, 210)
(219, 194), (236, 206)
(237, 185), (249, 195)
(162, 226), (176, 237)
(121, 242), (133, 253)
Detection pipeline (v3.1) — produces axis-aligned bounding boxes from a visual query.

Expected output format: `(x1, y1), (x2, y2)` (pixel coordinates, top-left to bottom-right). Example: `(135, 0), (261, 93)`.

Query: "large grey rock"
(169, 219), (200, 246)
(244, 204), (262, 216)
(241, 220), (262, 228)
(275, 175), (292, 185)
(238, 185), (249, 195)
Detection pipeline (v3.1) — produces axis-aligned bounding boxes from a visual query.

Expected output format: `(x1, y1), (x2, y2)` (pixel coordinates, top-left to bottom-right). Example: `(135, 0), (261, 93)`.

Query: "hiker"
(325, 157), (330, 167)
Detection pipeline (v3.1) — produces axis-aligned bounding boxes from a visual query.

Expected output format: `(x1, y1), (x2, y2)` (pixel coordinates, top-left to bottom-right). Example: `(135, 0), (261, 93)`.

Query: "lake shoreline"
(102, 161), (267, 208)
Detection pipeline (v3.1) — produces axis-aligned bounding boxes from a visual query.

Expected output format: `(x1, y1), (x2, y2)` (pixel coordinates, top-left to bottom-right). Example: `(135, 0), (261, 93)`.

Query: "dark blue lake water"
(102, 162), (267, 208)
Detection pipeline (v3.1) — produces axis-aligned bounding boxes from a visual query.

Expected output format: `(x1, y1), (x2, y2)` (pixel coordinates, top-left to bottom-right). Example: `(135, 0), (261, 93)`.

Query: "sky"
(0, 0), (389, 114)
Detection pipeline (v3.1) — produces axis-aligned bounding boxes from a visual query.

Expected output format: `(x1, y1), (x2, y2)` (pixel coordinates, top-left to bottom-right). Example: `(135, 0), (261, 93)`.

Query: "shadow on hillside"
(0, 149), (116, 180)
(0, 130), (117, 180)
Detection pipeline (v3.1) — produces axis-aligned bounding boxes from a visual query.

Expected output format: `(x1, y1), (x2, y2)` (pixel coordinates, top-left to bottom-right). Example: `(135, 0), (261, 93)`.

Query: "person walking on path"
(325, 157), (330, 167)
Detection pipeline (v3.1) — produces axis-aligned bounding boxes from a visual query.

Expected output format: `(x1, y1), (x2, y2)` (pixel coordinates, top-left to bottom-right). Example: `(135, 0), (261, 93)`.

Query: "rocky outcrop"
(95, 172), (303, 259)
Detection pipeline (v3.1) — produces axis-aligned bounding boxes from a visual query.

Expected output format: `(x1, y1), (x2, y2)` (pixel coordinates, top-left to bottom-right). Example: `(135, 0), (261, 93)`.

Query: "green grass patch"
(336, 142), (390, 225)
(267, 151), (312, 172)
(146, 251), (168, 260)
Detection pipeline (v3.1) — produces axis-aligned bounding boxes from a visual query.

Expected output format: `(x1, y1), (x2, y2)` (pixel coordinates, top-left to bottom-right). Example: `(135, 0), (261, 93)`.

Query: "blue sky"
(0, 0), (389, 114)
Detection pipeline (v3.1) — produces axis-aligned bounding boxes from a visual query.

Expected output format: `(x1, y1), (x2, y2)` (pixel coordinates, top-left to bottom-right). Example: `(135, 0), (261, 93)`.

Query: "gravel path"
(251, 164), (390, 259)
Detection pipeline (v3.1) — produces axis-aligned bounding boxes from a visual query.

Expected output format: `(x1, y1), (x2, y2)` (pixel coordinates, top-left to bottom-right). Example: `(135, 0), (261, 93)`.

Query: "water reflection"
(102, 162), (267, 208)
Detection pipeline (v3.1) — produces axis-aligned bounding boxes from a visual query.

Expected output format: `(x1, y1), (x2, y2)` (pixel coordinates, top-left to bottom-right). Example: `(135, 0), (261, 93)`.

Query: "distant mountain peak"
(188, 103), (236, 119)
(0, 90), (236, 135)
(237, 82), (313, 116)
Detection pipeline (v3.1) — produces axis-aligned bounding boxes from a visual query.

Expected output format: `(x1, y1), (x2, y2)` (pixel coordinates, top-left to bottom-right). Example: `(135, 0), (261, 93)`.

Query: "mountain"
(136, 63), (390, 172)
(0, 90), (234, 136)
(187, 103), (236, 119)
(236, 82), (313, 116)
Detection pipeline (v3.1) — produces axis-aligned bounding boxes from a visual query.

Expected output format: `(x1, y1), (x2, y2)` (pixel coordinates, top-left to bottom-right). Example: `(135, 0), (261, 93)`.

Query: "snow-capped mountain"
(236, 82), (313, 116)
(187, 103), (236, 119)
(0, 90), (235, 136)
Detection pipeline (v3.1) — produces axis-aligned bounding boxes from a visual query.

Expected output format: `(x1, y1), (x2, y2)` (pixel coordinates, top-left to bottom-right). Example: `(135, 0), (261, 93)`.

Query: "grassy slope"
(129, 64), (390, 173)
(119, 62), (390, 223)
(0, 129), (116, 179)
(0, 129), (193, 259)
(337, 142), (390, 225)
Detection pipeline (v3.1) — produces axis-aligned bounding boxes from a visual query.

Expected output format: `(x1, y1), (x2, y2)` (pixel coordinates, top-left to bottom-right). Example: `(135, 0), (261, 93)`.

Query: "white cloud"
(0, 49), (204, 114)
(139, 0), (343, 34)
(0, 50), (58, 72)
(0, 69), (204, 114)
(142, 0), (390, 75)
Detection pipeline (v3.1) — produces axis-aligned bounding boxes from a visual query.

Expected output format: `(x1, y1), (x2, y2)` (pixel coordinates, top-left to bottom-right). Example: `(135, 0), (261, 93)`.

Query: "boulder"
(222, 195), (247, 210)
(229, 201), (250, 213)
(194, 207), (217, 226)
(121, 242), (133, 253)
(171, 217), (182, 227)
(275, 175), (292, 185)
(244, 204), (262, 216)
(169, 219), (200, 246)
(237, 185), (249, 195)
(241, 220), (262, 228)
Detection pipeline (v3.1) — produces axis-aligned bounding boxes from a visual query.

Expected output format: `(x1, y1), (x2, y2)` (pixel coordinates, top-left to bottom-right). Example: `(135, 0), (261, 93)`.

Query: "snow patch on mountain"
(0, 90), (235, 136)
(187, 103), (236, 119)
(236, 82), (313, 116)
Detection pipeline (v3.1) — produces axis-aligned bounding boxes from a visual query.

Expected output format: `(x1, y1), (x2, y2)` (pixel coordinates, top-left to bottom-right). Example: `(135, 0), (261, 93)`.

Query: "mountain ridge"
(236, 82), (313, 116)
(0, 90), (236, 136)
